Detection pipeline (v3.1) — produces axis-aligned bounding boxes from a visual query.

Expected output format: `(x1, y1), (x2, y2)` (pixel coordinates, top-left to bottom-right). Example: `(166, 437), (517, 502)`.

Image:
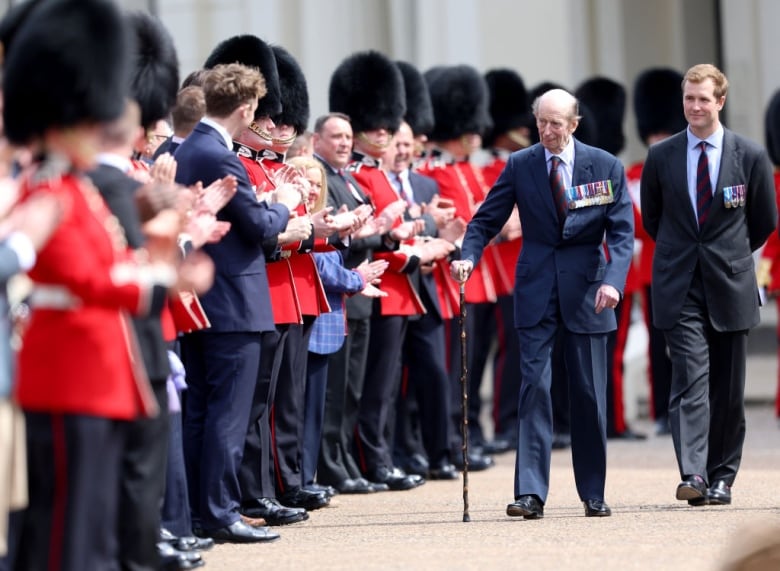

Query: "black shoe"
(707, 480), (732, 505)
(158, 541), (204, 570)
(654, 417), (672, 436)
(201, 520), (280, 544)
(676, 475), (707, 502)
(506, 495), (544, 519)
(304, 483), (337, 498)
(333, 477), (376, 494)
(428, 461), (459, 480)
(160, 528), (215, 552)
(278, 487), (330, 511)
(240, 497), (308, 526)
(452, 451), (494, 471)
(367, 466), (425, 491)
(401, 453), (430, 477)
(607, 428), (647, 441)
(583, 499), (612, 517)
(482, 437), (512, 455)
(551, 433), (571, 450)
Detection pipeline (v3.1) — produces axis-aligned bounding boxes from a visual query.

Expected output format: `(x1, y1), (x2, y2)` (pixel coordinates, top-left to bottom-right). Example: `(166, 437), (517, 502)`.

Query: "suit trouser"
(181, 331), (261, 530)
(318, 318), (370, 485)
(273, 317), (314, 493)
(514, 294), (608, 503)
(493, 294), (522, 438)
(466, 302), (496, 445)
(161, 411), (191, 538)
(11, 413), (124, 571)
(395, 310), (452, 466)
(302, 351), (330, 486)
(119, 381), (169, 571)
(238, 328), (286, 501)
(356, 315), (407, 473)
(663, 274), (747, 485)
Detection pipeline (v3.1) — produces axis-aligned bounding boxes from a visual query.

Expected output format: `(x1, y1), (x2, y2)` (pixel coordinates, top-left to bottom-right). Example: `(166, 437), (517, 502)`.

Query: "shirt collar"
(96, 152), (132, 173)
(201, 117), (233, 149)
(544, 138), (575, 166)
(686, 125), (724, 151)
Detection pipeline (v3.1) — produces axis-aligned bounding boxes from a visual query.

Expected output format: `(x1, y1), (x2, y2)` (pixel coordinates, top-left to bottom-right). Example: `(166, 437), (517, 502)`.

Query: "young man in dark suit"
(174, 62), (299, 543)
(453, 88), (634, 520)
(640, 63), (777, 507)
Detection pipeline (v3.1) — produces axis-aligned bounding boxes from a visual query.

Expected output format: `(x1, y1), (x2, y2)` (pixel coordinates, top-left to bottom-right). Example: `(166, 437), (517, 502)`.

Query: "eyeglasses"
(149, 134), (170, 142)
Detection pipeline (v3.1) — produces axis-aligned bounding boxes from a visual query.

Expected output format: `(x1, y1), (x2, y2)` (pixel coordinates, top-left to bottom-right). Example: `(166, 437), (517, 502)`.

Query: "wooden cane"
(459, 268), (471, 522)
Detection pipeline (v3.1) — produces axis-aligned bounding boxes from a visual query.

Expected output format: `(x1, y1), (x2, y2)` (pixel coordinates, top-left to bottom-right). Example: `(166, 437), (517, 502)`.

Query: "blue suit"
(174, 121), (289, 530)
(461, 139), (633, 504)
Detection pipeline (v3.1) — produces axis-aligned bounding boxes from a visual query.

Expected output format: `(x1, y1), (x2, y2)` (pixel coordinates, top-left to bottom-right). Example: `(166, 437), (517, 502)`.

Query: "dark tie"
(696, 141), (712, 227)
(549, 156), (567, 227)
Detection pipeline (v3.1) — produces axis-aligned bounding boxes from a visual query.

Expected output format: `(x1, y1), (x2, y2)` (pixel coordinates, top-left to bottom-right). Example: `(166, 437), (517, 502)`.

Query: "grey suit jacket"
(640, 128), (777, 331)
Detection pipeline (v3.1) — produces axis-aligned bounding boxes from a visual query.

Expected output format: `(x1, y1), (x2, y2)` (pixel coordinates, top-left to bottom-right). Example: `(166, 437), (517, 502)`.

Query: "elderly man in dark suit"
(452, 88), (634, 520)
(174, 62), (299, 543)
(640, 63), (777, 507)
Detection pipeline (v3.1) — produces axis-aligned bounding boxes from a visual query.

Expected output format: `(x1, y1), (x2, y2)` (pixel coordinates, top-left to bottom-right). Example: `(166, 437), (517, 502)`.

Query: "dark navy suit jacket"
(174, 121), (289, 333)
(461, 139), (634, 334)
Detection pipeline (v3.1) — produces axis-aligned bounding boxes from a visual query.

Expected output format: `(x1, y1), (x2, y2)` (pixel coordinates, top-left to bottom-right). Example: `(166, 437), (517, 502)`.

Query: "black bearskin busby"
(329, 50), (406, 134)
(127, 11), (180, 130)
(395, 60), (434, 137)
(204, 35), (281, 119)
(633, 67), (686, 144)
(765, 90), (780, 167)
(483, 68), (532, 147)
(575, 77), (626, 155)
(3, 0), (132, 145)
(272, 46), (309, 135)
(425, 65), (491, 143)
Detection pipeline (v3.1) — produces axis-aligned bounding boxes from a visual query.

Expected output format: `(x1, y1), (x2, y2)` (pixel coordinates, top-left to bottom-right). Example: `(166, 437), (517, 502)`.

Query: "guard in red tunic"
(417, 64), (496, 471)
(3, 1), (182, 567)
(628, 68), (687, 435)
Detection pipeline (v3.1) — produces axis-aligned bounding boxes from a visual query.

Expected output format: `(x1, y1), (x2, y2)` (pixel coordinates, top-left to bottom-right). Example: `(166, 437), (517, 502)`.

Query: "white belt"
(28, 285), (80, 310)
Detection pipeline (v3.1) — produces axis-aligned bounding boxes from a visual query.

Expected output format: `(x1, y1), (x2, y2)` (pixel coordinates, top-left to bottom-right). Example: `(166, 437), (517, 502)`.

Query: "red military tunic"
(348, 154), (425, 316)
(15, 165), (158, 420)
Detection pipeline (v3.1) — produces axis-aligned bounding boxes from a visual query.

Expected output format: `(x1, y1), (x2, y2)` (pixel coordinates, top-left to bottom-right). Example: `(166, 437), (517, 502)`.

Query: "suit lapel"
(571, 139), (594, 187)
(529, 144), (559, 222)
(663, 132), (697, 229)
(708, 129), (739, 224)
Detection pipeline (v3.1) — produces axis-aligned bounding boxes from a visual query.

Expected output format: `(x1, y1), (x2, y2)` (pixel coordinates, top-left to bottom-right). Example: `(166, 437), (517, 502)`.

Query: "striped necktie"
(695, 141), (712, 228)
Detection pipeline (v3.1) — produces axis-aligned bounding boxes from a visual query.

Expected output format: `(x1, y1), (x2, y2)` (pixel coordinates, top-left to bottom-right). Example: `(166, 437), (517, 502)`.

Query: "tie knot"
(698, 141), (708, 152)
(551, 156), (561, 169)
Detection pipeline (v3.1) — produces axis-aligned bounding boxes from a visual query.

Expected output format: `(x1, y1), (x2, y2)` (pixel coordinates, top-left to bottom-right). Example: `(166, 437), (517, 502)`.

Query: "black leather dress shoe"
(334, 477), (376, 494)
(158, 541), (204, 570)
(607, 428), (647, 441)
(676, 474), (707, 501)
(202, 520), (279, 544)
(304, 483), (337, 498)
(401, 453), (430, 476)
(707, 480), (732, 505)
(551, 433), (571, 450)
(368, 466), (425, 491)
(278, 487), (330, 511)
(452, 451), (495, 471)
(506, 495), (544, 519)
(583, 499), (612, 517)
(482, 437), (512, 455)
(428, 462), (459, 480)
(240, 497), (308, 526)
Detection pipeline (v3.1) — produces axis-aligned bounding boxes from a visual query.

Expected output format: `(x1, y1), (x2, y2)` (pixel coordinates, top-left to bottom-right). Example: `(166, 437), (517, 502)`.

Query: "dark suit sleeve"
(218, 153), (290, 244)
(461, 156), (517, 266)
(640, 146), (661, 240)
(603, 157), (635, 292)
(745, 148), (777, 250)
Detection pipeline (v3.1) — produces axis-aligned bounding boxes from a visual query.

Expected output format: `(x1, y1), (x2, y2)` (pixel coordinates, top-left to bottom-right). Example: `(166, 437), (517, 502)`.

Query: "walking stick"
(458, 268), (471, 522)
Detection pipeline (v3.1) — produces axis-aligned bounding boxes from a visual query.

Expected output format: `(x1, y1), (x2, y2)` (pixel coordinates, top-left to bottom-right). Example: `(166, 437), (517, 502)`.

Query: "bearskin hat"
(329, 50), (406, 134)
(272, 46), (309, 135)
(483, 68), (532, 147)
(633, 67), (686, 144)
(765, 90), (780, 167)
(204, 35), (281, 119)
(127, 11), (179, 130)
(3, 0), (132, 145)
(425, 64), (492, 142)
(0, 0), (42, 60)
(575, 77), (626, 155)
(395, 60), (434, 136)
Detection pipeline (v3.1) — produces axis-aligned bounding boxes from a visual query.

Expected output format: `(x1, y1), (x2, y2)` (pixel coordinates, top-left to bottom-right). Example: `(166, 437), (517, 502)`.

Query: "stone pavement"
(200, 303), (780, 570)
